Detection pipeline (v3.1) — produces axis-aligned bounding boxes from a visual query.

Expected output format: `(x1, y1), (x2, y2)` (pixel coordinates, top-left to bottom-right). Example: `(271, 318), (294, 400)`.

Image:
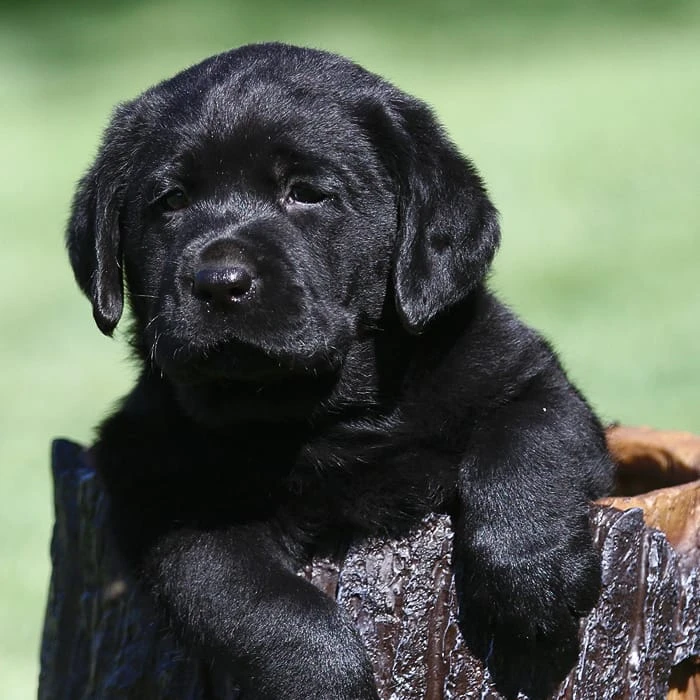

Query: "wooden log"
(39, 428), (700, 699)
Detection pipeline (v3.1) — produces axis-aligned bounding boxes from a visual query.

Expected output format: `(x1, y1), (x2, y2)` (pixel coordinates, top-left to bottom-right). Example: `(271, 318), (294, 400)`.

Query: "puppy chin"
(170, 369), (339, 426)
(147, 331), (342, 424)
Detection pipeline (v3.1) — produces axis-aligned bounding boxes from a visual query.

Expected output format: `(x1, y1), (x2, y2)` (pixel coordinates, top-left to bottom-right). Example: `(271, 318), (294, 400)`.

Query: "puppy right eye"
(285, 183), (329, 206)
(159, 188), (190, 211)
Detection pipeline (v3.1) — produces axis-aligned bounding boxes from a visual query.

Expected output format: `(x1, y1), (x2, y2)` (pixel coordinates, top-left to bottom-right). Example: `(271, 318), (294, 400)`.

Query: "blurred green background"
(1, 1), (699, 697)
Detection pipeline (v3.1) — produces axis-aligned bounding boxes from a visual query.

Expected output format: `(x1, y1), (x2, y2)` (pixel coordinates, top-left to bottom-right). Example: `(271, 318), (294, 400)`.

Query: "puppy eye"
(159, 188), (190, 211)
(285, 183), (328, 206)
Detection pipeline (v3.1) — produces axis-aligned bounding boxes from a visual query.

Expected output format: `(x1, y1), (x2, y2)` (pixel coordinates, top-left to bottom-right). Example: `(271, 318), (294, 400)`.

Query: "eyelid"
(147, 166), (187, 197)
(148, 182), (185, 205)
(287, 177), (337, 197)
(290, 180), (330, 193)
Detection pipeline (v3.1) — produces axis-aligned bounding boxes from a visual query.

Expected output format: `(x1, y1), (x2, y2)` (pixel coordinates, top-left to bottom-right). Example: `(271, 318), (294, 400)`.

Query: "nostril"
(192, 266), (254, 305)
(225, 267), (254, 298)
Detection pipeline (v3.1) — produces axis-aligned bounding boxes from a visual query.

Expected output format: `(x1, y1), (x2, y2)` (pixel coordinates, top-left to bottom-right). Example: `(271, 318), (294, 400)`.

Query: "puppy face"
(123, 83), (396, 384)
(68, 44), (500, 398)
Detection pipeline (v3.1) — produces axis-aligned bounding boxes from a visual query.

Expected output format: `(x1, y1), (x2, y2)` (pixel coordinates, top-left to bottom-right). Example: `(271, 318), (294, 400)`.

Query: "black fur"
(67, 43), (613, 699)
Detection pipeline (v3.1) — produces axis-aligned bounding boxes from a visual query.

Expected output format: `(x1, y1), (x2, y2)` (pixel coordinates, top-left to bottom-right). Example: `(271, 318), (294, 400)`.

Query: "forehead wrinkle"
(198, 194), (263, 224)
(179, 119), (374, 185)
(151, 80), (389, 203)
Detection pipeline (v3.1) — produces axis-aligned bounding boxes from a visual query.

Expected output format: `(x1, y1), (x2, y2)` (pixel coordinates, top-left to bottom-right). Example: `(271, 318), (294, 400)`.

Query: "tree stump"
(39, 427), (700, 699)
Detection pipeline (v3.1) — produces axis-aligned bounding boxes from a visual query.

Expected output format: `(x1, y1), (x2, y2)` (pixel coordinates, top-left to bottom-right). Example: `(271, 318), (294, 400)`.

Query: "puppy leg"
(93, 408), (378, 699)
(141, 524), (378, 700)
(454, 391), (609, 699)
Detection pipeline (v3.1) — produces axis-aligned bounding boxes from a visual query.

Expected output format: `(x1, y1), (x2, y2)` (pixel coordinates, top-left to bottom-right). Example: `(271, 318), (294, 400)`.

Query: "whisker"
(145, 313), (163, 331)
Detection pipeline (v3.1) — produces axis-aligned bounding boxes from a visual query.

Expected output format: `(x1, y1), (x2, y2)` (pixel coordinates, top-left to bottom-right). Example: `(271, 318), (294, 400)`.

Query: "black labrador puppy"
(67, 43), (613, 699)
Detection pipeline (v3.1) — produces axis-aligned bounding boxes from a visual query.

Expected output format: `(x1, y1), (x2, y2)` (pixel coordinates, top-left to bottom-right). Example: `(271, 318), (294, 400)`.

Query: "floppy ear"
(370, 97), (501, 334)
(67, 103), (137, 336)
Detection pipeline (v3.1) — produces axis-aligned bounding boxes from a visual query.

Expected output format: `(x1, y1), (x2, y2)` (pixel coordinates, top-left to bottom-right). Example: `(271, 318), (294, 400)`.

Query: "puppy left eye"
(285, 183), (328, 206)
(159, 188), (190, 212)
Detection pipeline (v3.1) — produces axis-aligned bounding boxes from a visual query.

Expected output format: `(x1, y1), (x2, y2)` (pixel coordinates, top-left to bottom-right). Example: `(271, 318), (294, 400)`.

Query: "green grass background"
(1, 1), (699, 696)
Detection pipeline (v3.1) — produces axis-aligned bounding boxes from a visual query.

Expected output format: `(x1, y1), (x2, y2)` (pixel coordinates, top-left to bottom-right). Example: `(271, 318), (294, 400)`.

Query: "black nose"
(192, 266), (254, 305)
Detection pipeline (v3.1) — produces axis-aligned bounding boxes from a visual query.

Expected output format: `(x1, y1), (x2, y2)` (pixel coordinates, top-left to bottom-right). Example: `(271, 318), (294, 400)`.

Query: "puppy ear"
(370, 97), (501, 334)
(67, 103), (136, 336)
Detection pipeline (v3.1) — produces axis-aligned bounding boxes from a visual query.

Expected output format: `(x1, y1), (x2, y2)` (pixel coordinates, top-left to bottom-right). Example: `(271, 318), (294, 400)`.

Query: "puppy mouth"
(151, 333), (342, 385)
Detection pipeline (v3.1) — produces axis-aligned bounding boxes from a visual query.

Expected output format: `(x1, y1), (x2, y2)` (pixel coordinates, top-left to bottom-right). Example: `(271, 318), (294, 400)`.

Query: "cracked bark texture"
(40, 427), (700, 699)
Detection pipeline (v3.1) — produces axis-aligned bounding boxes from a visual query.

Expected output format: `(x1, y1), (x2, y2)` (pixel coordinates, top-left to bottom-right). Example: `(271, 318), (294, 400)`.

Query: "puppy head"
(67, 43), (499, 388)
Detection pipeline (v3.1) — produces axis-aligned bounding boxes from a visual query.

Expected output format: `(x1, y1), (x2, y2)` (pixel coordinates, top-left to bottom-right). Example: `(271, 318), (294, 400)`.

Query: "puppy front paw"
(456, 531), (601, 699)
